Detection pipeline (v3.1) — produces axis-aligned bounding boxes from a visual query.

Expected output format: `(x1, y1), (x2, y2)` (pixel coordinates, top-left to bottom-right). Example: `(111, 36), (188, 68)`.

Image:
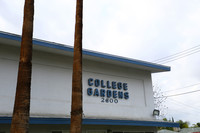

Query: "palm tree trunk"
(10, 0), (34, 132)
(70, 0), (83, 133)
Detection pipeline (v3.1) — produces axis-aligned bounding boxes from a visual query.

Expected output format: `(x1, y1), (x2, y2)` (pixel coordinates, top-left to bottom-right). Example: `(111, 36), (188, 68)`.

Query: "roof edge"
(0, 117), (179, 127)
(0, 31), (170, 72)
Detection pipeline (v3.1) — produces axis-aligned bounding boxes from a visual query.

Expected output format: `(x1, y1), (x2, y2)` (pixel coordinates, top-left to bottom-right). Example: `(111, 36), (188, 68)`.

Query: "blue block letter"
(88, 78), (93, 86)
(112, 81), (117, 89)
(124, 92), (129, 99)
(100, 89), (105, 97)
(87, 88), (93, 96)
(107, 81), (111, 88)
(113, 91), (117, 98)
(117, 82), (122, 90)
(107, 90), (112, 98)
(123, 83), (128, 90)
(118, 91), (123, 99)
(94, 89), (99, 96)
(95, 79), (100, 87)
(101, 80), (106, 88)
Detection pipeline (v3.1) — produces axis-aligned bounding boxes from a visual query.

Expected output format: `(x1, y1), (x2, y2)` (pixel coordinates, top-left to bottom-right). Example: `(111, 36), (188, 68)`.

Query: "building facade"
(0, 31), (179, 133)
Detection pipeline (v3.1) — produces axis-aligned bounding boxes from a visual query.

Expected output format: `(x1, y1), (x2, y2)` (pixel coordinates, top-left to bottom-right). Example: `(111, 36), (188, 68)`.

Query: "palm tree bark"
(10, 0), (34, 132)
(70, 0), (83, 133)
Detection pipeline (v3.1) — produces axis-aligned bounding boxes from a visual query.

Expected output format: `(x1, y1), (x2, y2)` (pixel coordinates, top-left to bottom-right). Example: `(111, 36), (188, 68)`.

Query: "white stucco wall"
(0, 44), (155, 121)
(0, 124), (157, 133)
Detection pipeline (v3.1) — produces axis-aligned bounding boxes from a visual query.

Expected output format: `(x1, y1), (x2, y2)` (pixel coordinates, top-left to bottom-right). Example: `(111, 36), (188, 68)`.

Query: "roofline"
(0, 31), (170, 72)
(0, 117), (179, 127)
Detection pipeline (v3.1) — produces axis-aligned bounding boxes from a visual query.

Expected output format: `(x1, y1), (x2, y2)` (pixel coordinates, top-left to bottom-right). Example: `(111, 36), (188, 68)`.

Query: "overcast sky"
(1, 0), (200, 125)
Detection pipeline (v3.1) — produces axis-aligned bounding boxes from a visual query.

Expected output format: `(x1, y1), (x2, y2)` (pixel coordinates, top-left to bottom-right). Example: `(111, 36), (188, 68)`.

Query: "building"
(0, 31), (179, 133)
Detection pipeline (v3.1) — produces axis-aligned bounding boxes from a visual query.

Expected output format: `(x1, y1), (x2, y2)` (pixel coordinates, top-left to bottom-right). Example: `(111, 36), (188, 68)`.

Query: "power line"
(167, 98), (200, 113)
(163, 82), (200, 92)
(156, 89), (200, 98)
(153, 44), (200, 64)
(167, 99), (200, 116)
(154, 44), (200, 62)
(164, 89), (200, 97)
(158, 49), (200, 64)
(165, 98), (200, 122)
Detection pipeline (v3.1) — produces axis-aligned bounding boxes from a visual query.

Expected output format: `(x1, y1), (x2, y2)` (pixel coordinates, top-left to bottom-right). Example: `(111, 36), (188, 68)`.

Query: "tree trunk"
(10, 0), (34, 132)
(70, 0), (83, 133)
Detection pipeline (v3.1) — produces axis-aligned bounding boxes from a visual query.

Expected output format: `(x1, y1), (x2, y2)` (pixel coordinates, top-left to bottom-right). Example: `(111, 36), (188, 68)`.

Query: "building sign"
(87, 78), (129, 104)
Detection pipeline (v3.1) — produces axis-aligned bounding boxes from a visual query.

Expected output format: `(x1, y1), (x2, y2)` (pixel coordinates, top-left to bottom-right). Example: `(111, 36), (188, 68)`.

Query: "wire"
(152, 44), (200, 64)
(163, 82), (200, 92)
(153, 45), (200, 62)
(158, 49), (200, 64)
(167, 98), (200, 113)
(156, 89), (200, 98)
(167, 100), (200, 116)
(166, 89), (200, 97)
